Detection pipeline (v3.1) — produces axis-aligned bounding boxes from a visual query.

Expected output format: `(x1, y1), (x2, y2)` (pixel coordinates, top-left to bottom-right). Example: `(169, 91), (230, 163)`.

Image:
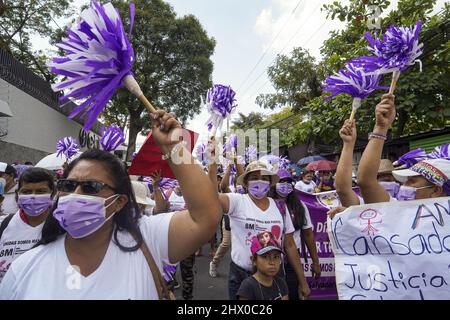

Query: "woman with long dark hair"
(0, 111), (221, 299)
(271, 169), (321, 300)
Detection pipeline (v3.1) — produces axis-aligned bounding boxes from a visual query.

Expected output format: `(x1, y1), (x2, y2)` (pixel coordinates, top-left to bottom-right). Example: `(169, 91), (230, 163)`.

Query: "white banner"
(327, 197), (450, 300)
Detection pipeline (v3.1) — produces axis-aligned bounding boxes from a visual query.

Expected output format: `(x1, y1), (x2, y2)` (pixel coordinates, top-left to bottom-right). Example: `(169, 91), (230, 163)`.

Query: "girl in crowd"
(237, 231), (289, 300)
(209, 151), (310, 300)
(271, 169), (321, 300)
(294, 169), (317, 193)
(0, 111), (222, 299)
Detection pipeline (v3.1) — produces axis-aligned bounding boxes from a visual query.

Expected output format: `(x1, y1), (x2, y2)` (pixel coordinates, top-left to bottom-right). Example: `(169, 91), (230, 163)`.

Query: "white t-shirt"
(290, 203), (313, 250)
(168, 191), (186, 212)
(0, 212), (175, 300)
(1, 184), (19, 216)
(226, 194), (295, 272)
(0, 211), (44, 283)
(295, 180), (317, 194)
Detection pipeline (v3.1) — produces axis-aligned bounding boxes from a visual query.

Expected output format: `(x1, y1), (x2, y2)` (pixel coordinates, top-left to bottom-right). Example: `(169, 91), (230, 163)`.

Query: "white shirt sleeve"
(283, 204), (295, 235)
(0, 261), (17, 299)
(301, 202), (313, 230)
(225, 193), (243, 217)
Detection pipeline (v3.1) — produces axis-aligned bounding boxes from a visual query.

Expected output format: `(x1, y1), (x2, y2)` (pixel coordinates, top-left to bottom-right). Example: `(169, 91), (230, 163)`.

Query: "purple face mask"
(236, 185), (245, 194)
(379, 181), (400, 198)
(248, 180), (271, 199)
(396, 185), (433, 201)
(276, 183), (293, 197)
(17, 194), (53, 217)
(53, 193), (119, 239)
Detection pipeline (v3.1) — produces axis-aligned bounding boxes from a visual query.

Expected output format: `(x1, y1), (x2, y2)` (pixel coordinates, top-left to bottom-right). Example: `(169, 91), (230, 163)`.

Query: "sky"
(31, 0), (447, 150)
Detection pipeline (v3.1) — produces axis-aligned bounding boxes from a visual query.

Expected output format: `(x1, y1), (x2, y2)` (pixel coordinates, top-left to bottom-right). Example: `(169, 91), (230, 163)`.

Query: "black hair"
(270, 182), (306, 231)
(3, 164), (17, 179)
(24, 161), (33, 165)
(18, 167), (55, 191)
(37, 149), (143, 252)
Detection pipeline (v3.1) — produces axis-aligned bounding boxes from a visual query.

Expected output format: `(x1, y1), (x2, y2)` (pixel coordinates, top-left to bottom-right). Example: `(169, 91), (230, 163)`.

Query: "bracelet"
(162, 141), (187, 161)
(368, 132), (387, 141)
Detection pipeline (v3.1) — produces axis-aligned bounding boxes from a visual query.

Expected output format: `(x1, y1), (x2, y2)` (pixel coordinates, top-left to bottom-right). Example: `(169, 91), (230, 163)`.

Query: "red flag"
(128, 129), (199, 178)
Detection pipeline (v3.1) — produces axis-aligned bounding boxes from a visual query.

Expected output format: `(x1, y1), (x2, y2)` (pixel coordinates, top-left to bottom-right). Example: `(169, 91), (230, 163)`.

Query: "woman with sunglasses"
(0, 111), (222, 300)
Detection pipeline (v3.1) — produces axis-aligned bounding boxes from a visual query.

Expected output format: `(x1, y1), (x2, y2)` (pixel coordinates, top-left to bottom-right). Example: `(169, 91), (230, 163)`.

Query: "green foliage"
(257, 0), (450, 150)
(231, 112), (265, 130)
(0, 0), (73, 81)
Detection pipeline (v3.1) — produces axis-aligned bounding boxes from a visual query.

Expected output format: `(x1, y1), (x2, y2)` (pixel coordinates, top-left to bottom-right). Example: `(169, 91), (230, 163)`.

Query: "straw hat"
(236, 161), (279, 186)
(131, 181), (155, 206)
(378, 159), (394, 175)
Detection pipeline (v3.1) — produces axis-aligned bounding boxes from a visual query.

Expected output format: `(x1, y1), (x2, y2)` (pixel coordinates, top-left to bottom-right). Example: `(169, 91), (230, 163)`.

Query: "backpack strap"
(0, 214), (14, 240)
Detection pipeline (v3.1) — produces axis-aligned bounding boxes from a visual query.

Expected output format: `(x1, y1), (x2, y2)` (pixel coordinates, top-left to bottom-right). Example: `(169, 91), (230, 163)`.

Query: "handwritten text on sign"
(328, 197), (450, 300)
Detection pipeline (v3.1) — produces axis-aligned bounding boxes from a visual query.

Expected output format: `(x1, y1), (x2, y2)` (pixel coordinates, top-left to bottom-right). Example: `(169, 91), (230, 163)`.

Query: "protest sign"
(328, 197), (450, 300)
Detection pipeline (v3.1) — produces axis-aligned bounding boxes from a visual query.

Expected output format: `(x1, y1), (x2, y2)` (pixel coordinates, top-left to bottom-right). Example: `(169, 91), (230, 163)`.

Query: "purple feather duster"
(49, 1), (136, 130)
(205, 84), (237, 135)
(352, 21), (424, 75)
(100, 125), (125, 151)
(323, 62), (387, 101)
(393, 148), (428, 169)
(56, 137), (80, 160)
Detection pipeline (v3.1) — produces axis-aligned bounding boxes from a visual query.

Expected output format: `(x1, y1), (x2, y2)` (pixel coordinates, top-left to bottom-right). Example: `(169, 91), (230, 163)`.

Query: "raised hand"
(374, 94), (396, 131)
(339, 119), (356, 145)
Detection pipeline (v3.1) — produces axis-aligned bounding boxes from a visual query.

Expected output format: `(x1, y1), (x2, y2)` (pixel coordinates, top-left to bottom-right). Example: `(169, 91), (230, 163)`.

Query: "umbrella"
(306, 160), (337, 171)
(35, 152), (82, 171)
(297, 155), (326, 166)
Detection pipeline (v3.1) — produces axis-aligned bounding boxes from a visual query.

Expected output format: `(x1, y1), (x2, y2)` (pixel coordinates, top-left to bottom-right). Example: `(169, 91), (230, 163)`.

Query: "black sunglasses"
(56, 179), (117, 195)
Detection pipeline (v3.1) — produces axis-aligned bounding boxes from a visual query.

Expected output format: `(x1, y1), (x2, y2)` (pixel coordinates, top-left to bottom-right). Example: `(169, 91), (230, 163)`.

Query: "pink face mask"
(248, 180), (271, 199)
(53, 193), (119, 239)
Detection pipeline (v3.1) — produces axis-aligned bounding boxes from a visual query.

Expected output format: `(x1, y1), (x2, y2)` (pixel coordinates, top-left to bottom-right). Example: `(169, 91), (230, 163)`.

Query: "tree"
(257, 0), (449, 151)
(231, 112), (265, 130)
(255, 48), (323, 113)
(100, 0), (215, 160)
(0, 0), (73, 81)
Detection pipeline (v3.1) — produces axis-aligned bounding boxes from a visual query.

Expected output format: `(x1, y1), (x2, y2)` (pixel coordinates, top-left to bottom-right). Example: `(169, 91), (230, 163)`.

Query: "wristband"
(368, 132), (387, 141)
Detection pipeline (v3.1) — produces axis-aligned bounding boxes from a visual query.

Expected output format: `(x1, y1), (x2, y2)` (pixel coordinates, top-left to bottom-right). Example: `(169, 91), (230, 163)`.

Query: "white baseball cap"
(392, 159), (450, 187)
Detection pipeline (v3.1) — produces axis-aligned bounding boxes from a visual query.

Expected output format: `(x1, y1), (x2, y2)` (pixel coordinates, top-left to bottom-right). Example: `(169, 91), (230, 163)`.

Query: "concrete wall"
(0, 78), (99, 164)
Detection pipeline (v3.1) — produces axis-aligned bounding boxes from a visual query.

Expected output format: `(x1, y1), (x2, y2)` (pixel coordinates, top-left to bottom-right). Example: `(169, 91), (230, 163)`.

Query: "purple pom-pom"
(323, 62), (388, 101)
(428, 143), (450, 160)
(393, 148), (428, 168)
(224, 134), (238, 153)
(205, 84), (237, 134)
(245, 145), (258, 163)
(100, 125), (125, 152)
(196, 143), (208, 165)
(352, 21), (424, 74)
(56, 137), (80, 160)
(49, 1), (136, 130)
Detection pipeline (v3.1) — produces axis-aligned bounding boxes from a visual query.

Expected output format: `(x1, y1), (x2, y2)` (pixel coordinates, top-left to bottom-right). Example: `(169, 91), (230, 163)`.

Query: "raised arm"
(150, 170), (170, 215)
(335, 120), (361, 207)
(220, 163), (233, 194)
(150, 111), (222, 263)
(357, 94), (396, 204)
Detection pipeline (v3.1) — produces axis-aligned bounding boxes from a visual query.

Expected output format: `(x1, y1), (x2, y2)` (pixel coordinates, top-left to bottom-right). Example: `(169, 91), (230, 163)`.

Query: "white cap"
(131, 181), (155, 206)
(0, 162), (7, 173)
(392, 159), (450, 186)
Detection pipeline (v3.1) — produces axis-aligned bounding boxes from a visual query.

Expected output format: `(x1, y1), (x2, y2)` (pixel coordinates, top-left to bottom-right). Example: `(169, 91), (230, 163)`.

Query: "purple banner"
(295, 189), (347, 300)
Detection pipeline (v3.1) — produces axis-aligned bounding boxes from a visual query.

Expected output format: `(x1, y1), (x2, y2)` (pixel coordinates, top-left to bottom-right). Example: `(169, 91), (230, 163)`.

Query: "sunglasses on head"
(56, 179), (117, 195)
